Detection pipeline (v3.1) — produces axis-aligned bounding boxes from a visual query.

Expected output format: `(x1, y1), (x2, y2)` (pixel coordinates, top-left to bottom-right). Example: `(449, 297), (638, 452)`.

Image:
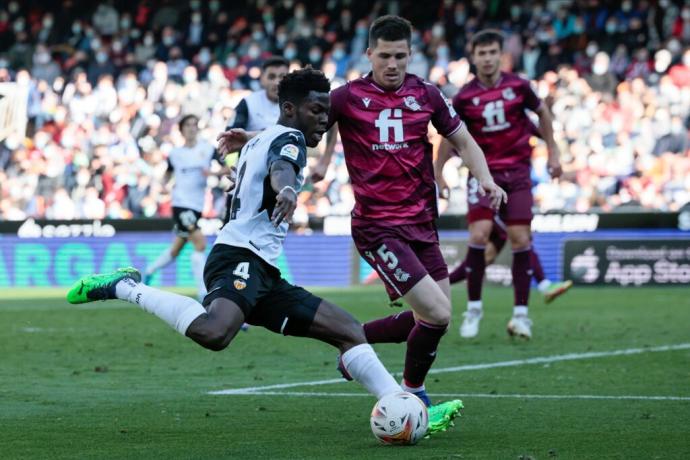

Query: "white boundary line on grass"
(224, 391), (690, 401)
(208, 343), (690, 396)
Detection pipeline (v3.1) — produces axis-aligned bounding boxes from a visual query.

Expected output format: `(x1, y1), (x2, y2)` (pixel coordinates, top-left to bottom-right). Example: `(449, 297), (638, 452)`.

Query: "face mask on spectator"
(432, 24), (444, 38)
(510, 5), (522, 20)
(163, 35), (175, 46)
(198, 49), (211, 65)
(682, 8), (690, 20)
(586, 44), (598, 57)
(91, 39), (101, 50)
(592, 62), (608, 75)
(36, 52), (50, 64)
(284, 47), (297, 60)
(247, 46), (261, 59)
(683, 53), (690, 67)
(0, 58), (8, 68)
(295, 7), (305, 20)
(192, 13), (202, 24)
(252, 31), (264, 41)
(333, 49), (345, 60)
(144, 35), (154, 47)
(13, 19), (24, 33)
(276, 33), (287, 46)
(309, 51), (321, 62)
(455, 11), (466, 24)
(667, 39), (681, 55)
(121, 17), (131, 29)
(605, 21), (617, 34)
(72, 22), (82, 34)
(225, 56), (238, 67)
(622, 1), (632, 12)
(96, 51), (108, 63)
(659, 0), (669, 7)
(190, 0), (201, 11)
(209, 0), (220, 12)
(437, 46), (449, 58)
(130, 29), (141, 39)
(8, 2), (19, 14)
(43, 17), (54, 28)
(112, 41), (123, 53)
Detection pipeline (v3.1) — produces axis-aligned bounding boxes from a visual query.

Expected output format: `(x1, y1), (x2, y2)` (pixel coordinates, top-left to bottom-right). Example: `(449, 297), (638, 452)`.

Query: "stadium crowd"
(0, 0), (689, 221)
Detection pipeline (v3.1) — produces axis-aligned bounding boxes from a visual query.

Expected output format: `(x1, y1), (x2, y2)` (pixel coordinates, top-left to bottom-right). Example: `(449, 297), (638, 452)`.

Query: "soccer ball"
(370, 391), (429, 445)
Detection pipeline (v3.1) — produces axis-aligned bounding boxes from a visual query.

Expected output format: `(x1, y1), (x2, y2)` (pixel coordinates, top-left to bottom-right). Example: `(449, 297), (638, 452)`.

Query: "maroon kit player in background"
(445, 29), (564, 340)
(311, 16), (506, 405)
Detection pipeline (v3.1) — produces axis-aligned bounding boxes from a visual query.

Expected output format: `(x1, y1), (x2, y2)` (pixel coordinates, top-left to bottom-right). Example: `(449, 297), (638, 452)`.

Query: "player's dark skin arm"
(269, 159), (299, 226)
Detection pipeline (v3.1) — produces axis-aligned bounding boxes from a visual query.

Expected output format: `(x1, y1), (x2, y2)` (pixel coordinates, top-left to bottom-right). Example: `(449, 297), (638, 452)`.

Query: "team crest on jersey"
(234, 279), (247, 290)
(472, 97), (480, 106)
(362, 97), (371, 108)
(394, 268), (411, 282)
(280, 144), (300, 160)
(502, 87), (516, 100)
(404, 96), (421, 111)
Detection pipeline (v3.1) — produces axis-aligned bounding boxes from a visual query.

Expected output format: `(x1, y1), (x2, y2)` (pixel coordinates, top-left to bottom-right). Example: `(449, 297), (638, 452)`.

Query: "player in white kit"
(65, 69), (408, 406)
(143, 114), (220, 300)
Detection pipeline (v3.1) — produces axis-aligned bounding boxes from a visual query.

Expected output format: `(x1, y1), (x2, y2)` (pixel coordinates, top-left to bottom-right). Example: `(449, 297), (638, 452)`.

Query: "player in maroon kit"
(445, 29), (563, 340)
(219, 17), (506, 407)
(311, 16), (505, 405)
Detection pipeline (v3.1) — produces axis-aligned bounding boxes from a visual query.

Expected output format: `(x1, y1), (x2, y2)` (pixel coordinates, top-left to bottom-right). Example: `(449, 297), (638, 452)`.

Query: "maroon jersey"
(329, 73), (462, 226)
(453, 72), (541, 170)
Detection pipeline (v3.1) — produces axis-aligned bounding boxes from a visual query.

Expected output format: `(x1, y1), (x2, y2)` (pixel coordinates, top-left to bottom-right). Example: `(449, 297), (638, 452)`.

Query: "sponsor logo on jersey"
(441, 93), (457, 117)
(502, 87), (516, 100)
(404, 96), (421, 111)
(394, 268), (411, 282)
(280, 144), (300, 161)
(234, 279), (247, 290)
(472, 96), (480, 106)
(362, 97), (371, 108)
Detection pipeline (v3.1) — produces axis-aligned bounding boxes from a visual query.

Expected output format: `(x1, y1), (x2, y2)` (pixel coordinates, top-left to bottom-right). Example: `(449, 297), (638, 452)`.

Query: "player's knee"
(420, 298), (451, 325)
(170, 247), (182, 258)
(469, 231), (490, 246)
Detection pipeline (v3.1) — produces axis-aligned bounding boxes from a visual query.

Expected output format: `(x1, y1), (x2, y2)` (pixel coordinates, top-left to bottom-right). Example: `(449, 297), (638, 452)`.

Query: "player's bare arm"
(446, 124), (507, 209)
(434, 139), (454, 198)
(535, 104), (563, 179)
(269, 159), (299, 226)
(310, 123), (338, 183)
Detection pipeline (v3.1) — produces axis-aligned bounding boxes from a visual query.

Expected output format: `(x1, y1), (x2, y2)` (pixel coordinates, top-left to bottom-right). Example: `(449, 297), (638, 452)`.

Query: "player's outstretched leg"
(542, 280), (573, 304)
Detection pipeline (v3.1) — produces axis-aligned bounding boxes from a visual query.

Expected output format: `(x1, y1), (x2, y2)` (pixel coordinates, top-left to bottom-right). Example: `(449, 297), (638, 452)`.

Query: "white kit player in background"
(143, 114), (226, 300)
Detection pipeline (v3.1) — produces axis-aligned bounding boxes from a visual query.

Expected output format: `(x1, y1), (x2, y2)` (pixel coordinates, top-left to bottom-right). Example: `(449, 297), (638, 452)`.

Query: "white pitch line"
(208, 343), (690, 395)
(225, 391), (690, 402)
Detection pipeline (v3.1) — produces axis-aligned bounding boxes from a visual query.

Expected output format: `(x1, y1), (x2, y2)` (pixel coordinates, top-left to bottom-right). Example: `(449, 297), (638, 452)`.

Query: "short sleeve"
(166, 153), (175, 172)
(327, 85), (348, 129)
(427, 84), (463, 138)
(266, 131), (307, 173)
(521, 79), (541, 112)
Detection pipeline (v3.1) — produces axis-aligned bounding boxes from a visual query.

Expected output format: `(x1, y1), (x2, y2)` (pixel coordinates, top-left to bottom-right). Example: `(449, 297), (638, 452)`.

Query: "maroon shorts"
(467, 166), (533, 226)
(352, 221), (448, 301)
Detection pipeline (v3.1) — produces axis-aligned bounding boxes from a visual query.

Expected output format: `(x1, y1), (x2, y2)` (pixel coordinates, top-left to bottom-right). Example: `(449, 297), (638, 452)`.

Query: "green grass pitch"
(1, 285), (689, 459)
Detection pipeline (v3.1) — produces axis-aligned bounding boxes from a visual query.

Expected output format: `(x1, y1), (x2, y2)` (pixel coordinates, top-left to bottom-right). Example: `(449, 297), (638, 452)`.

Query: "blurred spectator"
(0, 0), (688, 222)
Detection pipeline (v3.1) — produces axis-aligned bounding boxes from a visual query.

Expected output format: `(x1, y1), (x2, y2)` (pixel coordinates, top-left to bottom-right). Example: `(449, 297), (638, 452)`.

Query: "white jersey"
(167, 141), (216, 212)
(215, 124), (307, 268)
(244, 90), (280, 131)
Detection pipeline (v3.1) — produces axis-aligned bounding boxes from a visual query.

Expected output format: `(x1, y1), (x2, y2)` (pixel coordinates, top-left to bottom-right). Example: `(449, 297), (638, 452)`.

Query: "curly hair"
(277, 67), (331, 105)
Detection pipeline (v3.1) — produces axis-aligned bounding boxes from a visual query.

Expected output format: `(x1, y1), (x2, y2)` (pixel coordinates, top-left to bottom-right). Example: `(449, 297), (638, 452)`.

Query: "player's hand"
(310, 161), (328, 183)
(478, 178), (508, 210)
(225, 166), (237, 193)
(271, 186), (298, 226)
(437, 175), (450, 199)
(216, 129), (249, 158)
(547, 145), (563, 179)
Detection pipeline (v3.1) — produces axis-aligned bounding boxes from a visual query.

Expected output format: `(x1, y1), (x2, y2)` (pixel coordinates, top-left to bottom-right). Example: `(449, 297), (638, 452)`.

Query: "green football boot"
(543, 280), (573, 304)
(427, 399), (463, 435)
(66, 267), (141, 304)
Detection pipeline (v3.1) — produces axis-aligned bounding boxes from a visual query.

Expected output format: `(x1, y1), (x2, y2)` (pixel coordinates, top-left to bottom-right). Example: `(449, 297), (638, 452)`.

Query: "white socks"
(537, 279), (552, 293)
(146, 250), (174, 276)
(513, 305), (528, 317)
(115, 278), (206, 335)
(467, 300), (482, 311)
(191, 250), (207, 297)
(341, 343), (401, 399)
(401, 381), (425, 393)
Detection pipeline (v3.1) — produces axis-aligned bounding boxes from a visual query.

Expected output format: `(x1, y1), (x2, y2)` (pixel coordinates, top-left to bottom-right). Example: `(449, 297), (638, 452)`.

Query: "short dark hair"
(470, 29), (504, 52)
(178, 114), (199, 131)
(369, 15), (412, 48)
(278, 67), (330, 105)
(262, 56), (289, 72)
